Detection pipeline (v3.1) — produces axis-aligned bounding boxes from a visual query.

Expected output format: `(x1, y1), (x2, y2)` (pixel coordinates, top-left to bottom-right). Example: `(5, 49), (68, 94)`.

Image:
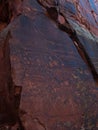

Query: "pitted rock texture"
(0, 0), (98, 130)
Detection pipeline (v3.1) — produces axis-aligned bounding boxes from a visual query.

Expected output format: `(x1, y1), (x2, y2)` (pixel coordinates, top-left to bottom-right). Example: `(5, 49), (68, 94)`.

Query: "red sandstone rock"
(0, 0), (98, 130)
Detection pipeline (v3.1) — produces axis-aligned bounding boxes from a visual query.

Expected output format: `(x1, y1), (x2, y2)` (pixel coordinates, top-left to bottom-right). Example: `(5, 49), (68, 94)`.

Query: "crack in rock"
(33, 118), (46, 130)
(37, 0), (98, 84)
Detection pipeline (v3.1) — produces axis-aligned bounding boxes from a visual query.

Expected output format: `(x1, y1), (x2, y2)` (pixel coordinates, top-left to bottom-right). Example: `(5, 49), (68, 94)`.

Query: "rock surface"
(0, 0), (98, 130)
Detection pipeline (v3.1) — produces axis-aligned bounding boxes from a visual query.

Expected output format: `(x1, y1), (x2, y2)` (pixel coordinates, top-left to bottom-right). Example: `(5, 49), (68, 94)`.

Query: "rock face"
(0, 0), (98, 130)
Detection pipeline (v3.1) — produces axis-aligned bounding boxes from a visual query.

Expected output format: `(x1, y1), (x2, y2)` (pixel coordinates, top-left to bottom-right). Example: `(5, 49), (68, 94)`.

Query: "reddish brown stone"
(0, 32), (17, 126)
(0, 0), (98, 130)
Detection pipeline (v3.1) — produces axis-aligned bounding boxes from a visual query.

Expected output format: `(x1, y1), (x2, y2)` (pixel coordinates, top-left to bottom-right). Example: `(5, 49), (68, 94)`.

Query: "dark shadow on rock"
(0, 32), (24, 129)
(0, 0), (23, 31)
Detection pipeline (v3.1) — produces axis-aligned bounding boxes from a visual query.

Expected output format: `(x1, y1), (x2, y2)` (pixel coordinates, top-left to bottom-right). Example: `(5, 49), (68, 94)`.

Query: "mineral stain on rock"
(38, 0), (98, 83)
(0, 0), (98, 130)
